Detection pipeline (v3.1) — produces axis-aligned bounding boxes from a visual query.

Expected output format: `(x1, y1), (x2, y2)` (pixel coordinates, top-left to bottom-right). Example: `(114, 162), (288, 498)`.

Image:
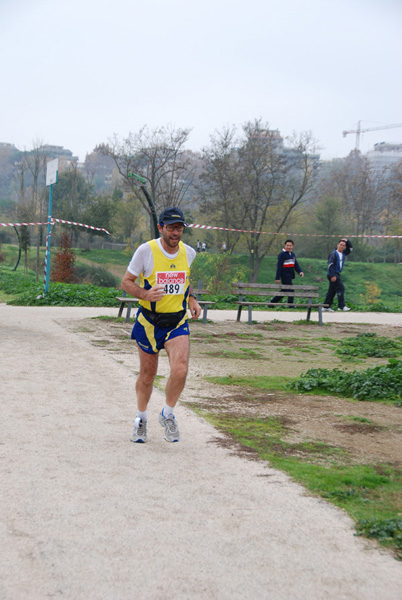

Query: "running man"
(121, 207), (201, 443)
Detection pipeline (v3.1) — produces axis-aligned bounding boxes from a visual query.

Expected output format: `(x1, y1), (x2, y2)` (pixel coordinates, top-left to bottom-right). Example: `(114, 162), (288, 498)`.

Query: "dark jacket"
(275, 250), (302, 280)
(327, 240), (353, 278)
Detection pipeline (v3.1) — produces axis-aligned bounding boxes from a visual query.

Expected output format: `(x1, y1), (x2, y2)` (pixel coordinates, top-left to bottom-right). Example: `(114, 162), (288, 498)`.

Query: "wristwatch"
(189, 293), (196, 299)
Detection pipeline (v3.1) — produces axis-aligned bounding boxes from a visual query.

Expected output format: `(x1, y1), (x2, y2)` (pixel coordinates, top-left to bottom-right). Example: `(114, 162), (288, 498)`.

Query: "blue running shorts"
(131, 308), (189, 354)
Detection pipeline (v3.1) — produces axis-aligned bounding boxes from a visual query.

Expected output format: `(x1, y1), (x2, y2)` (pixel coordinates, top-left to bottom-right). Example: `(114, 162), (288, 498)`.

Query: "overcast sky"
(1, 0), (401, 162)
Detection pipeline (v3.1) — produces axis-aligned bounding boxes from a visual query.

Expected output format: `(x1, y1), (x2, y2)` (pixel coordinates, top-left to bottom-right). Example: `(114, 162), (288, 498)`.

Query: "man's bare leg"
(136, 348), (159, 412)
(164, 335), (190, 407)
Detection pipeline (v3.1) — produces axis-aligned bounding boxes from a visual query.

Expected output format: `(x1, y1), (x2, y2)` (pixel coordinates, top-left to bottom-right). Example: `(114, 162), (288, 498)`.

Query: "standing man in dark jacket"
(323, 238), (353, 312)
(270, 240), (304, 306)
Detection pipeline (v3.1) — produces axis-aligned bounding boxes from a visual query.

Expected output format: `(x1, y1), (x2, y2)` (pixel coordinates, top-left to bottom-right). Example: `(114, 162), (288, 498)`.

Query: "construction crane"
(342, 121), (402, 150)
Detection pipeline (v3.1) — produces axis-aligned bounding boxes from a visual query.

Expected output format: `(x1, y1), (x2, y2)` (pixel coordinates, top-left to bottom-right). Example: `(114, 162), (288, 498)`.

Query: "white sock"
(162, 405), (174, 418)
(136, 410), (147, 422)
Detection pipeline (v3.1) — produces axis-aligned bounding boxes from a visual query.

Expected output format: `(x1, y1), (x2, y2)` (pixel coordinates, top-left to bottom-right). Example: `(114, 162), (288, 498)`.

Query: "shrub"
(287, 359), (402, 403)
(74, 264), (117, 288)
(357, 518), (402, 551)
(190, 253), (247, 293)
(51, 232), (76, 283)
(336, 332), (402, 359)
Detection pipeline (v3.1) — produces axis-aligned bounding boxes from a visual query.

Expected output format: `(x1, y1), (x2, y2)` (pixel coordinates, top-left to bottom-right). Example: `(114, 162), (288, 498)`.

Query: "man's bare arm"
(121, 271), (165, 302)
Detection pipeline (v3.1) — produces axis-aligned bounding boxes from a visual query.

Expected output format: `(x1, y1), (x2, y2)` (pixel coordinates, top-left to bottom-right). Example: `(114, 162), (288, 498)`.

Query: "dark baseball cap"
(158, 207), (187, 226)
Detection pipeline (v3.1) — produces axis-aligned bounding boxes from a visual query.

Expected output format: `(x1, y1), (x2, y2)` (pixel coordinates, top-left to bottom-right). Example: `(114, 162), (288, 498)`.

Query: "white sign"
(46, 158), (59, 186)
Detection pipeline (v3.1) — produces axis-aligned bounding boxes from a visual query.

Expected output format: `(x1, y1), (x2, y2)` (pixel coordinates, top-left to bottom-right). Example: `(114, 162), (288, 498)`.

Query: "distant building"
(37, 145), (79, 171)
(366, 142), (402, 174)
(0, 142), (18, 150)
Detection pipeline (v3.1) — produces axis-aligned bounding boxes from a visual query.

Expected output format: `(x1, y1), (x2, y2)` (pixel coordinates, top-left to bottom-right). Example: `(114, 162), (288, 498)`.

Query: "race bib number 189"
(156, 271), (186, 295)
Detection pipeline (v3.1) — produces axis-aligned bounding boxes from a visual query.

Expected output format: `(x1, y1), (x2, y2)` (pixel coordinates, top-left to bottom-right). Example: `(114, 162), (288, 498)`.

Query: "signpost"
(43, 158), (58, 295)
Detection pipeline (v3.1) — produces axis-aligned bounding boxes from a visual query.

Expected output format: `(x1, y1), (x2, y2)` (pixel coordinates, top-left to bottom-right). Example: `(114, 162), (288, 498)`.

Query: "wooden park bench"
(231, 282), (329, 326)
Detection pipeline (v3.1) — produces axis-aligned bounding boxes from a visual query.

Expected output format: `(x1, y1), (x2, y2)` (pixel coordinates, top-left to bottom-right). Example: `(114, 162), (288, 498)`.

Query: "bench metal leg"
(248, 305), (252, 325)
(202, 304), (208, 324)
(318, 306), (323, 326)
(118, 303), (124, 318)
(125, 303), (132, 323)
(237, 305), (242, 322)
(306, 307), (312, 321)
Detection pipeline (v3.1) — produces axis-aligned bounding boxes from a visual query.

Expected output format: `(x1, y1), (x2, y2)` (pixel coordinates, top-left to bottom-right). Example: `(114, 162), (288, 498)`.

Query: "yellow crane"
(342, 120), (402, 150)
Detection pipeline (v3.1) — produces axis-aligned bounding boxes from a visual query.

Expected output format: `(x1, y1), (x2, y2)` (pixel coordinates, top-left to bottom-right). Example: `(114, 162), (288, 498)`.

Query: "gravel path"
(1, 305), (401, 599)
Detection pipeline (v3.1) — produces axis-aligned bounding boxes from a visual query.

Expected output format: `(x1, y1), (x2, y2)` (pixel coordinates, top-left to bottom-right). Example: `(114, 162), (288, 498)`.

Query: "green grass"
(198, 363), (402, 556)
(206, 374), (293, 391)
(0, 267), (120, 306)
(192, 407), (402, 558)
(74, 248), (131, 266)
(317, 336), (339, 344)
(342, 415), (374, 424)
(204, 348), (264, 359)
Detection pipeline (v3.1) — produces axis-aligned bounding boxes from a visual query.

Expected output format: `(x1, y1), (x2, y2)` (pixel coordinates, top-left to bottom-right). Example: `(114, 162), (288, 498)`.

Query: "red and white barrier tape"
(0, 221), (52, 227)
(187, 224), (402, 239)
(1, 218), (401, 239)
(51, 218), (110, 234)
(1, 218), (111, 235)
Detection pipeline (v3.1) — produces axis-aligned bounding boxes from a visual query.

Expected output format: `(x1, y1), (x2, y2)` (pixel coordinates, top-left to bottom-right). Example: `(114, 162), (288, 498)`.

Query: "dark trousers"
(271, 273), (294, 304)
(324, 275), (345, 309)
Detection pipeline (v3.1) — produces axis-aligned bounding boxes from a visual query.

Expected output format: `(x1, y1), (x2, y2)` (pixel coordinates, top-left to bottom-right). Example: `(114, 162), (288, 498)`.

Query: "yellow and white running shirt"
(127, 238), (196, 313)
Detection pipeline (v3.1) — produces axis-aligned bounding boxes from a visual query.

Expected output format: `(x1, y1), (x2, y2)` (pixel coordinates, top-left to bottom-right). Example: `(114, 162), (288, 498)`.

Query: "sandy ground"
(1, 304), (402, 600)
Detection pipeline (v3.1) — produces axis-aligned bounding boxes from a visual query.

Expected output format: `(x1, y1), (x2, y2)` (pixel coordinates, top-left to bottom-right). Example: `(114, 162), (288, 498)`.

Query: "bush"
(190, 253), (247, 293)
(74, 264), (117, 288)
(288, 359), (402, 403)
(336, 332), (402, 359)
(51, 232), (76, 283)
(357, 518), (402, 550)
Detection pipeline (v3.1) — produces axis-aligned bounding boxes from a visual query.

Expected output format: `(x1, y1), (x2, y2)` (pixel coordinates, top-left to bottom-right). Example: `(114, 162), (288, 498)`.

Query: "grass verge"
(190, 406), (402, 559)
(192, 373), (402, 559)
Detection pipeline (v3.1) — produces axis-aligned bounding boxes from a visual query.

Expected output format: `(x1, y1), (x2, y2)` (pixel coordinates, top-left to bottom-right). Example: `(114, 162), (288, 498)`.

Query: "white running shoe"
(323, 308), (334, 312)
(131, 417), (147, 443)
(158, 412), (180, 442)
(338, 307), (351, 311)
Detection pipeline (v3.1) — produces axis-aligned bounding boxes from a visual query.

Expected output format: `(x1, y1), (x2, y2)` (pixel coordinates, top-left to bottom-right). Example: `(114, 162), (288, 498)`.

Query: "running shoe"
(338, 307), (351, 311)
(323, 308), (334, 312)
(158, 412), (180, 442)
(131, 417), (147, 443)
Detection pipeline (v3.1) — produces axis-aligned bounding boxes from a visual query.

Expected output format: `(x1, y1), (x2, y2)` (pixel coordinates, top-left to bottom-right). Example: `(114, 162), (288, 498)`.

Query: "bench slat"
(116, 296), (137, 302)
(233, 283), (319, 291)
(235, 302), (328, 307)
(232, 290), (319, 298)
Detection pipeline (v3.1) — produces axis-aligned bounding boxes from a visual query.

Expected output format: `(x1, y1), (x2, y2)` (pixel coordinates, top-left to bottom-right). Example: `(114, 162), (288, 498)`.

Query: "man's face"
(337, 241), (347, 252)
(159, 222), (185, 249)
(284, 242), (294, 252)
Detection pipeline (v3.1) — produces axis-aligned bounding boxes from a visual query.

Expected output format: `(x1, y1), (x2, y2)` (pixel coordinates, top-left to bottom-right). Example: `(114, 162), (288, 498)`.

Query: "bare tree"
(96, 125), (197, 233)
(14, 158), (32, 274)
(200, 119), (319, 281)
(198, 126), (244, 254)
(380, 160), (402, 263)
(331, 150), (381, 237)
(24, 140), (47, 280)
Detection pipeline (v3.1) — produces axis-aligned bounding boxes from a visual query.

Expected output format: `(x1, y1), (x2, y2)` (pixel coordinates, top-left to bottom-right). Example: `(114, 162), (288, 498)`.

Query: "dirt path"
(1, 305), (402, 600)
